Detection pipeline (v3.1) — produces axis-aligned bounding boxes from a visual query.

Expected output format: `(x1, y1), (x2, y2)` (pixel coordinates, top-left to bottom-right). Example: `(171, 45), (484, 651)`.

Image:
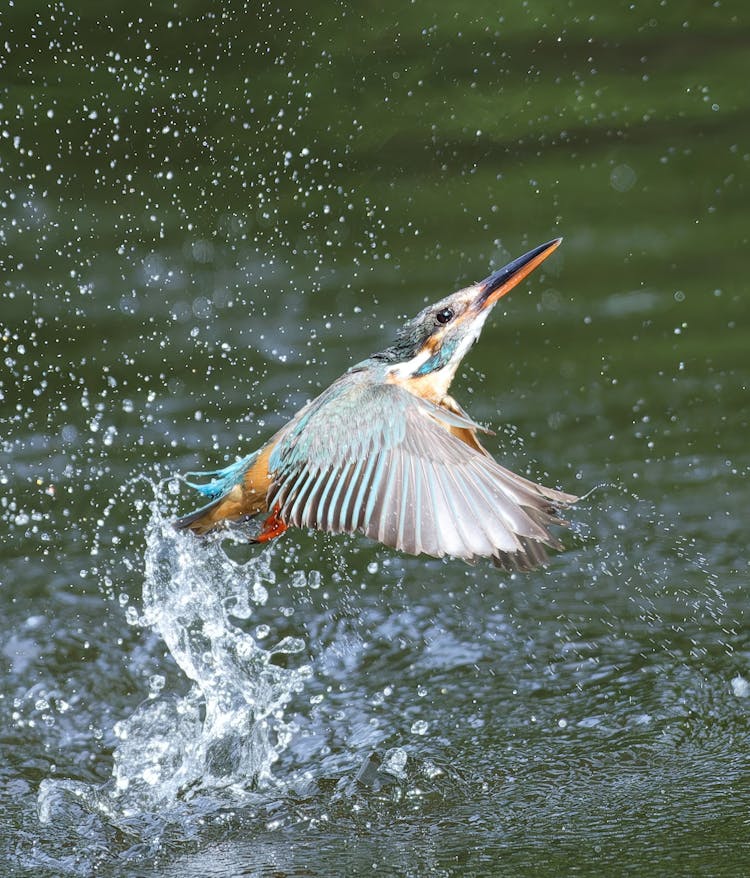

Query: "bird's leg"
(252, 504), (288, 543)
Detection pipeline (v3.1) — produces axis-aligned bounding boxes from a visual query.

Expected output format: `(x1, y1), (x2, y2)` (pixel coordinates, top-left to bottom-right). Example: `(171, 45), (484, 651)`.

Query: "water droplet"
(609, 163), (637, 192)
(148, 675), (165, 696)
(382, 747), (408, 777)
(290, 570), (307, 589)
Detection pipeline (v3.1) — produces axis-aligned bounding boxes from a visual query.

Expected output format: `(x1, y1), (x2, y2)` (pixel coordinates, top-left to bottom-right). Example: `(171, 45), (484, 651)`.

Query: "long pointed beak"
(474, 238), (562, 311)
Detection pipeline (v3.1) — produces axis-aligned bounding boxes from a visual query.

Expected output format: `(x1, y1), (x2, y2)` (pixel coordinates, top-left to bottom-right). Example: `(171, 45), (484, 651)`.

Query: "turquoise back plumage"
(269, 369), (407, 474)
(182, 451), (259, 499)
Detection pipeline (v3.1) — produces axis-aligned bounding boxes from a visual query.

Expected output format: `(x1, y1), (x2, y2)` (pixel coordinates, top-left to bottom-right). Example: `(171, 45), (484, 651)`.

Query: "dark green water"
(2, 2), (749, 875)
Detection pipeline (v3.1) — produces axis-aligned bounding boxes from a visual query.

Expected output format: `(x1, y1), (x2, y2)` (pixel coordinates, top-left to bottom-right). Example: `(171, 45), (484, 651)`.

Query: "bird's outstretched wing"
(267, 376), (576, 571)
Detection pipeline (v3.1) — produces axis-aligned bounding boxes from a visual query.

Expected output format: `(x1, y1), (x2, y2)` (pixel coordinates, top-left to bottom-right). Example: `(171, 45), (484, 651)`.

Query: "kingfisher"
(175, 238), (577, 571)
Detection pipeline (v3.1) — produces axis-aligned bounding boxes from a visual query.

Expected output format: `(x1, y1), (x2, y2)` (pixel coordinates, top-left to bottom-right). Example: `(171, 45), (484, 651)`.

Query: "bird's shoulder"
(271, 367), (490, 474)
(272, 370), (409, 468)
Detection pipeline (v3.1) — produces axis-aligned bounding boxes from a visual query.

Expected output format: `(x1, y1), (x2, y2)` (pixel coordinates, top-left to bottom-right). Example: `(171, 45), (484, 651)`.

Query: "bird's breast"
(386, 365), (455, 406)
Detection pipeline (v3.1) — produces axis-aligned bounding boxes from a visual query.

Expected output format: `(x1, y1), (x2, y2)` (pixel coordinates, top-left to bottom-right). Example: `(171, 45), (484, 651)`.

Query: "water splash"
(38, 482), (310, 826)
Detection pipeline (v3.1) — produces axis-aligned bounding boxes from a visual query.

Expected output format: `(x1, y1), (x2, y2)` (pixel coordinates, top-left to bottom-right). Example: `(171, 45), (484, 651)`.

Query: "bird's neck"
(383, 328), (481, 404)
(385, 349), (461, 404)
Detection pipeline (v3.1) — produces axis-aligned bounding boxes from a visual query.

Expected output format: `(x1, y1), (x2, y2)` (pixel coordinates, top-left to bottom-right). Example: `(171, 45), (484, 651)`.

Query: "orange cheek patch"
(424, 333), (441, 353)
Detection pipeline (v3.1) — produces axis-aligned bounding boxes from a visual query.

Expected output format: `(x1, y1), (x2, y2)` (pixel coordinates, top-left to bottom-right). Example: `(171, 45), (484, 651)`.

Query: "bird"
(175, 238), (577, 571)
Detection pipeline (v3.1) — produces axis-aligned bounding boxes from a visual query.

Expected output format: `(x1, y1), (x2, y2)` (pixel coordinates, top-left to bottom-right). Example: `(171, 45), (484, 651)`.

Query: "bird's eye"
(436, 308), (454, 325)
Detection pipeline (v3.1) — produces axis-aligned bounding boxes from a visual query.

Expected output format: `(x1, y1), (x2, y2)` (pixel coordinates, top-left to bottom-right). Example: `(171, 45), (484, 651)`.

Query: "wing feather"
(432, 464), (476, 559)
(440, 463), (499, 560)
(352, 453), (378, 533)
(304, 466), (339, 529)
(268, 374), (576, 570)
(311, 465), (340, 529)
(376, 451), (401, 547)
(395, 451), (413, 554)
(287, 467), (317, 525)
(324, 462), (351, 531)
(334, 458), (364, 533)
(274, 467), (306, 511)
(414, 455), (440, 557)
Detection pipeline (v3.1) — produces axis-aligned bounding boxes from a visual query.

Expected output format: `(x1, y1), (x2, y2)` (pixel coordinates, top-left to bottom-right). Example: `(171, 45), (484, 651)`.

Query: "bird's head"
(373, 238), (562, 401)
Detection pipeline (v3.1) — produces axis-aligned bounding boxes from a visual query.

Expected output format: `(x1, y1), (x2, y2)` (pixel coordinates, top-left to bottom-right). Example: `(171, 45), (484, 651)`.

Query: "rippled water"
(2, 2), (749, 876)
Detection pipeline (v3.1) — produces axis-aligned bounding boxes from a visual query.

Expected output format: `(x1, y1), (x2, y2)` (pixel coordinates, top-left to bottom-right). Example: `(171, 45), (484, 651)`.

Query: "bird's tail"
(174, 452), (260, 535)
(173, 496), (234, 535)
